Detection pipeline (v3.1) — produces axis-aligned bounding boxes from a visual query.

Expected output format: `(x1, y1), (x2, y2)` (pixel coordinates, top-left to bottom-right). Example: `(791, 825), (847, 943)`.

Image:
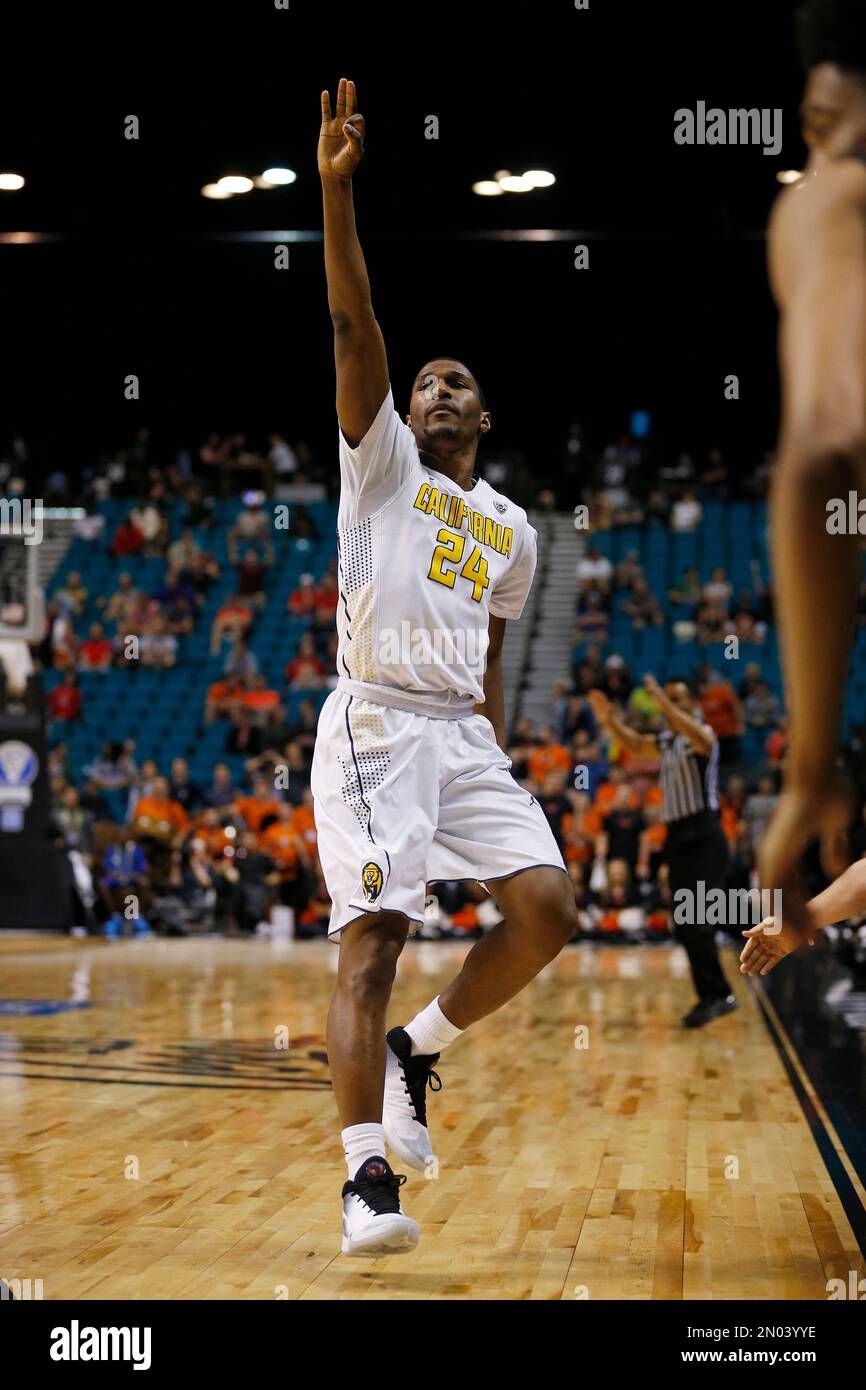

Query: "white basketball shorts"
(311, 688), (567, 939)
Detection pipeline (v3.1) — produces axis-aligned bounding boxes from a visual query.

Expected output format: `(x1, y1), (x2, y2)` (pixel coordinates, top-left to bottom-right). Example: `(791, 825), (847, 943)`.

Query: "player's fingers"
(335, 77), (348, 118)
(741, 923), (765, 939)
(321, 90), (332, 122)
(346, 78), (357, 116)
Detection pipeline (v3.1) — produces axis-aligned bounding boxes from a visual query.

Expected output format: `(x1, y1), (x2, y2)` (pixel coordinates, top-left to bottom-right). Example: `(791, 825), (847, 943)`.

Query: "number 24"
(427, 527), (489, 602)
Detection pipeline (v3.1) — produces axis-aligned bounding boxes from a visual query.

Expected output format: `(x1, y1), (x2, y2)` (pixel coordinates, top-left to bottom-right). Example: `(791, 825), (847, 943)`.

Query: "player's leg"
(437, 865), (576, 1027)
(383, 715), (574, 1171)
(667, 824), (736, 1027)
(328, 909), (410, 1127)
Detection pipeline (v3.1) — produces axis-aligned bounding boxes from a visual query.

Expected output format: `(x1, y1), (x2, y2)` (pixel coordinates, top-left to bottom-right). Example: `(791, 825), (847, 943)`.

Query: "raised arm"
(586, 688), (658, 759)
(319, 78), (389, 447)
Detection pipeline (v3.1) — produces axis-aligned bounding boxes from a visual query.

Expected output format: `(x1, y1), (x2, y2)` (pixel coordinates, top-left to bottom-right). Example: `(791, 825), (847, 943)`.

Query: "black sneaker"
(682, 995), (738, 1029)
(383, 1026), (442, 1172)
(341, 1155), (419, 1256)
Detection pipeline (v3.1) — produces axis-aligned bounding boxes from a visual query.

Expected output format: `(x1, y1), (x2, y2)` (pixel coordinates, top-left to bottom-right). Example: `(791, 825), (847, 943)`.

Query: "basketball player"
(740, 852), (866, 974)
(757, 0), (866, 942)
(315, 79), (575, 1256)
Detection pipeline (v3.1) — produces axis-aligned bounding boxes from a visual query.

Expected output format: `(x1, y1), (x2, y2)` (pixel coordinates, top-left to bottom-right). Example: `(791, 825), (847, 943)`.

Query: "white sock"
(404, 996), (463, 1056)
(342, 1122), (386, 1180)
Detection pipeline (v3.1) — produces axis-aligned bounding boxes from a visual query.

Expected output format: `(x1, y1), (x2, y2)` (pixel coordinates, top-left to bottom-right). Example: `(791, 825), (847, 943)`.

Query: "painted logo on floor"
(0, 1035), (330, 1089)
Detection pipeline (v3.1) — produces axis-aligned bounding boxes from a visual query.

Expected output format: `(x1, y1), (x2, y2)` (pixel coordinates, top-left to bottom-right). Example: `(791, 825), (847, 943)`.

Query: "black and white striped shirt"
(658, 728), (719, 823)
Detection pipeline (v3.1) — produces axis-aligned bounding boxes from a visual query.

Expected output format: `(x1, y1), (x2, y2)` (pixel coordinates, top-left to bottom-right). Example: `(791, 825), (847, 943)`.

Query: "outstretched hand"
(319, 78), (366, 181)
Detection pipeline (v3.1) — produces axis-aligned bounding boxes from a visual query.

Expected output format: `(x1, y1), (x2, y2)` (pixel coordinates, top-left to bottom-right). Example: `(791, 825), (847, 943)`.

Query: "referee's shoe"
(682, 995), (738, 1028)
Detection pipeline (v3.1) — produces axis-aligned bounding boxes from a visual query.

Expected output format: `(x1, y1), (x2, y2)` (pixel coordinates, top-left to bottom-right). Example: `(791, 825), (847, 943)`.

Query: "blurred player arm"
(475, 614), (506, 748)
(768, 165), (866, 793)
(803, 855), (866, 930)
(319, 79), (389, 448)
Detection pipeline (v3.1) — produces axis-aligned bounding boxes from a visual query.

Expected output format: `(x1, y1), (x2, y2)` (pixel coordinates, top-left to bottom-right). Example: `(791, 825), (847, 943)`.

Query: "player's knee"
(516, 873), (577, 961)
(340, 928), (402, 1003)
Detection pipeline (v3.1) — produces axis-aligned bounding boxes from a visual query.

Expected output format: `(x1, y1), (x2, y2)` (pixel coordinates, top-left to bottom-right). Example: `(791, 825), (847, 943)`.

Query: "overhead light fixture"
(259, 167), (297, 186)
(216, 175), (254, 195)
(0, 172), (25, 191)
(472, 180), (505, 196)
(201, 183), (234, 200)
(522, 169), (555, 188)
(776, 169), (803, 185)
(497, 174), (534, 193)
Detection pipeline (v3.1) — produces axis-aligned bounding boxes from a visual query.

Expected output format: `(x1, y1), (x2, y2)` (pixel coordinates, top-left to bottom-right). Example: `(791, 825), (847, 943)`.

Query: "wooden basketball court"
(1, 935), (863, 1300)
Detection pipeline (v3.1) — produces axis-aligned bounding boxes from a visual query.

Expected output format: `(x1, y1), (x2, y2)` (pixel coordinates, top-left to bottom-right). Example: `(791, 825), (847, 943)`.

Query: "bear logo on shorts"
(361, 861), (384, 903)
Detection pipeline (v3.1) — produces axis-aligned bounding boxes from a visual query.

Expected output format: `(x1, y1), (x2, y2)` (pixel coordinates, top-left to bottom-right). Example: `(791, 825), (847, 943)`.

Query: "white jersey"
(335, 386), (536, 713)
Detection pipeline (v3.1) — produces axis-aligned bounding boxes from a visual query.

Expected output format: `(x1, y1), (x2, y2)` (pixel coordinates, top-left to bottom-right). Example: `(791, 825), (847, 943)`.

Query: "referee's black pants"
(664, 810), (732, 1003)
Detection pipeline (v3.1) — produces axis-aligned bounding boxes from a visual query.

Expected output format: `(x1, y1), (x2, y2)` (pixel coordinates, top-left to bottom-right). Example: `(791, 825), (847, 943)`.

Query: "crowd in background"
(5, 417), (863, 941)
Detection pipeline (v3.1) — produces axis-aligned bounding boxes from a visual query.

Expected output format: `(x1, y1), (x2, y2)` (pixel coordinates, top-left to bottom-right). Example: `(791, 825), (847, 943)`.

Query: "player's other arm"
(768, 166), (866, 793)
(475, 613), (506, 748)
(319, 79), (389, 448)
(740, 854), (866, 976)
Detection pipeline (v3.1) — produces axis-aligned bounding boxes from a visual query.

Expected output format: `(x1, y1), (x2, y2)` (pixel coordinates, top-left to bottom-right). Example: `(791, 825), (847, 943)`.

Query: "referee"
(589, 675), (737, 1028)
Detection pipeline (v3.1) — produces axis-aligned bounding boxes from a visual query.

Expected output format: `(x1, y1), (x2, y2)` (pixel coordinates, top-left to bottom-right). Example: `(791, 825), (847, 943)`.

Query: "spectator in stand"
(668, 566), (702, 613)
(527, 726), (572, 786)
(285, 632), (325, 690)
(167, 528), (202, 569)
(53, 786), (94, 857)
(589, 858), (643, 930)
(743, 679), (781, 734)
(574, 586), (610, 643)
(259, 802), (311, 916)
(242, 673), (284, 730)
(205, 675), (244, 722)
(101, 572), (145, 628)
(205, 762), (236, 809)
(169, 757), (205, 815)
(559, 692), (597, 746)
(100, 838), (149, 933)
(765, 718), (788, 766)
(287, 503), (320, 543)
(576, 545), (613, 591)
(700, 446), (729, 496)
(235, 776), (282, 834)
(55, 571), (88, 620)
(561, 792), (603, 866)
(47, 671), (82, 723)
(719, 774), (747, 847)
(130, 497), (166, 554)
(597, 783), (644, 872)
(210, 595), (255, 656)
(182, 482), (216, 530)
(111, 512), (146, 558)
(636, 803), (667, 882)
(695, 601), (728, 645)
(225, 639), (258, 683)
(737, 661), (765, 701)
(269, 432), (298, 481)
(154, 565), (197, 615)
(125, 758), (160, 820)
(292, 786), (318, 854)
(670, 491), (703, 532)
(537, 769), (573, 847)
(78, 622), (113, 672)
(571, 728), (608, 798)
(236, 549), (269, 608)
(85, 740), (137, 791)
(698, 667), (744, 766)
(193, 808), (234, 860)
(138, 616), (177, 669)
(602, 655), (633, 702)
(226, 708), (264, 757)
(228, 500), (273, 565)
(742, 773), (780, 856)
(728, 606), (767, 646)
(621, 576), (664, 629)
(702, 567), (733, 614)
(131, 776), (189, 837)
(288, 572), (318, 617)
(218, 830), (278, 934)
